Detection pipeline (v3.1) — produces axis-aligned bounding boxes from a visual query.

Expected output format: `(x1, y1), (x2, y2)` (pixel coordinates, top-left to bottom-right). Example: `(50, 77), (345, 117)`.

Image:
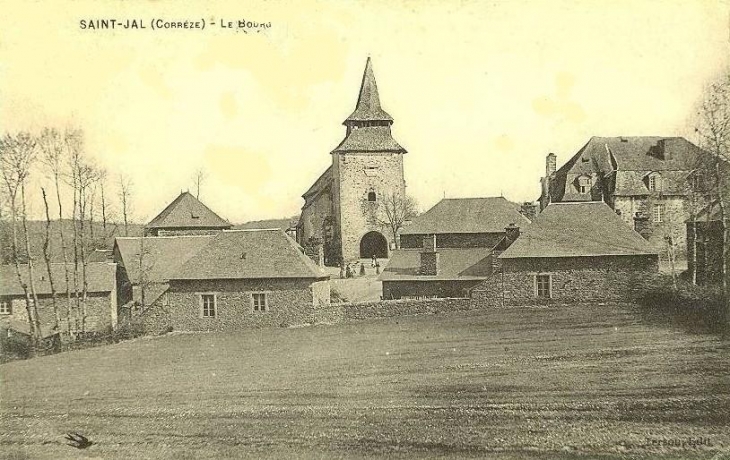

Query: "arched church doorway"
(360, 231), (388, 259)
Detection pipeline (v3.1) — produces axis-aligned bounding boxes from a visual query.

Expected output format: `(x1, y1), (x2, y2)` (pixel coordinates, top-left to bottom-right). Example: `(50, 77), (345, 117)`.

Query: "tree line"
(0, 128), (135, 345)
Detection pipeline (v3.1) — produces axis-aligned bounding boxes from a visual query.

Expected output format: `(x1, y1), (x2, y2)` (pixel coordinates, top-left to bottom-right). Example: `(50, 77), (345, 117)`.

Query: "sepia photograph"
(1, 0), (729, 458)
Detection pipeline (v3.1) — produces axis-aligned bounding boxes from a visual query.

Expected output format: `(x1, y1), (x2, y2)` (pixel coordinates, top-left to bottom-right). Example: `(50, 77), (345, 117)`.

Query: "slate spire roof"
(146, 192), (232, 231)
(344, 57), (394, 124)
(332, 58), (406, 154)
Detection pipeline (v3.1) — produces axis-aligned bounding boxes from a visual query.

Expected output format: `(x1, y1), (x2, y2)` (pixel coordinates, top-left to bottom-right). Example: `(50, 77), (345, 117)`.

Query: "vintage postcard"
(1, 0), (729, 458)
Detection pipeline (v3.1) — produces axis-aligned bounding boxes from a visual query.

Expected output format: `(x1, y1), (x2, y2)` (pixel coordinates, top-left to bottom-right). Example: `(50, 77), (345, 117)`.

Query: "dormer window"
(577, 176), (591, 194)
(647, 173), (661, 192)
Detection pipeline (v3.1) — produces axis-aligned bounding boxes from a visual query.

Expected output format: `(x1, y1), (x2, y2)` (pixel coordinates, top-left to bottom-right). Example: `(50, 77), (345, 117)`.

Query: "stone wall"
(382, 280), (483, 300)
(315, 297), (472, 323)
(472, 255), (659, 306)
(335, 152), (405, 262)
(299, 183), (334, 260)
(612, 195), (688, 258)
(1, 292), (116, 335)
(400, 232), (504, 249)
(137, 278), (324, 332)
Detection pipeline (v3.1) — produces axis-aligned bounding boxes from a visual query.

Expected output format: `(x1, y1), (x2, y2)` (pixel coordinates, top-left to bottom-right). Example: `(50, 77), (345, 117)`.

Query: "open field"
(1, 303), (729, 459)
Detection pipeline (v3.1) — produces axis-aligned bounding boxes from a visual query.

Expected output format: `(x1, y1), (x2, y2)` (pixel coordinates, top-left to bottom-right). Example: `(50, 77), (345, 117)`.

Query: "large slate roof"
(401, 197), (530, 235)
(549, 136), (706, 201)
(380, 247), (495, 282)
(115, 235), (215, 284)
(499, 202), (658, 259)
(146, 192), (231, 230)
(0, 262), (116, 296)
(173, 229), (327, 280)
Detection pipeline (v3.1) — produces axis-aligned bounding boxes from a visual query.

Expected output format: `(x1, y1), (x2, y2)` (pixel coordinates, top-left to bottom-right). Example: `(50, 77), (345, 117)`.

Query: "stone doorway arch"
(360, 231), (388, 259)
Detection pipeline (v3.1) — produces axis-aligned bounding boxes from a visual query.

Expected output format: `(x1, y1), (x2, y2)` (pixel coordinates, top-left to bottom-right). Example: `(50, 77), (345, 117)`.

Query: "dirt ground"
(1, 303), (729, 459)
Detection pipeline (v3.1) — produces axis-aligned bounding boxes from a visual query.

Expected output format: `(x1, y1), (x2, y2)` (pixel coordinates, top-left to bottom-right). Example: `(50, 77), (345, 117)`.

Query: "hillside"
(0, 220), (144, 264)
(1, 303), (728, 459)
(234, 216), (298, 231)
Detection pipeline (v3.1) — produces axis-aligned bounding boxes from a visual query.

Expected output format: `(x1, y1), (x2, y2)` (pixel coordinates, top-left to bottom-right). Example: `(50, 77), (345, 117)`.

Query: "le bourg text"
(78, 18), (272, 33)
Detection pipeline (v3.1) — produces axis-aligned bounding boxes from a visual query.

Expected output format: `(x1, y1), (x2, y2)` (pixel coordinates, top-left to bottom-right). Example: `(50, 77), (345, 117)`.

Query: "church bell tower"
(331, 58), (407, 263)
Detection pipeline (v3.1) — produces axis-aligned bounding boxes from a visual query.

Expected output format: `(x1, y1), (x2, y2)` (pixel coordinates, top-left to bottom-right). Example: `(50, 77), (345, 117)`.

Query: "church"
(297, 58), (407, 265)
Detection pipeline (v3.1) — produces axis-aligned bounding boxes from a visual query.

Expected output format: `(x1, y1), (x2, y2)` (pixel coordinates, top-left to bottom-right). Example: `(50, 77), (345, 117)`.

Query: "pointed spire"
(344, 57), (394, 124)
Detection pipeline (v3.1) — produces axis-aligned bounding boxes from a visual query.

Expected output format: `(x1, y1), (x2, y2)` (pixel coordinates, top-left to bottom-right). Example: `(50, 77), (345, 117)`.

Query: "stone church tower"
(298, 58), (407, 264)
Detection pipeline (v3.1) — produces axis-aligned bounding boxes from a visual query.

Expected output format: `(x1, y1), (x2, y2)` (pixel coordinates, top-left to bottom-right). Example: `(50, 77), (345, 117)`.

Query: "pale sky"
(1, 0), (729, 224)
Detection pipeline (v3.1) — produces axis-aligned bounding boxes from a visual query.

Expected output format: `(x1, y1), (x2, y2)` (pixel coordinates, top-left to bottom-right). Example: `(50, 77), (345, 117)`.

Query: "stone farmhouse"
(297, 58), (407, 265)
(539, 136), (707, 255)
(472, 202), (659, 305)
(145, 191), (232, 236)
(380, 197), (530, 299)
(0, 262), (118, 337)
(114, 229), (330, 332)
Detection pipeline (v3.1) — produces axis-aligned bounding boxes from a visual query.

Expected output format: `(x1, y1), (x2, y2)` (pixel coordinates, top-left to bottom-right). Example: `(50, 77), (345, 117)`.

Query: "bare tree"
(695, 70), (730, 328)
(38, 127), (75, 336)
(0, 132), (41, 344)
(119, 174), (132, 237)
(193, 168), (207, 200)
(363, 192), (419, 249)
(40, 188), (60, 331)
(66, 133), (101, 334)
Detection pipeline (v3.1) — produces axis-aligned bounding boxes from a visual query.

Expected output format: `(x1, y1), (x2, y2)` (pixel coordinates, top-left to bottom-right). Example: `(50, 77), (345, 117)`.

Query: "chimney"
(419, 234), (439, 276)
(520, 202), (537, 222)
(504, 223), (521, 247)
(633, 213), (652, 240)
(546, 153), (557, 176)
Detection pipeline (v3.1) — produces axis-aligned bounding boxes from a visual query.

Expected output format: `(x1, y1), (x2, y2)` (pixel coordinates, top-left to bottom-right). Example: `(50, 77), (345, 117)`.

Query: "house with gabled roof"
(0, 262), (118, 338)
(145, 191), (232, 236)
(539, 136), (707, 255)
(472, 202), (659, 305)
(114, 229), (330, 332)
(380, 197), (530, 299)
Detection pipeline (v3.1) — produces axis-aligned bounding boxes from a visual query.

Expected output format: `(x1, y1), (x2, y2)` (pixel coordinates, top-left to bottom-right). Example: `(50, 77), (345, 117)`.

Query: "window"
(0, 301), (10, 315)
(648, 174), (661, 192)
(200, 294), (216, 317)
(577, 176), (590, 194)
(367, 191), (377, 202)
(652, 204), (665, 223)
(252, 293), (268, 312)
(535, 274), (552, 298)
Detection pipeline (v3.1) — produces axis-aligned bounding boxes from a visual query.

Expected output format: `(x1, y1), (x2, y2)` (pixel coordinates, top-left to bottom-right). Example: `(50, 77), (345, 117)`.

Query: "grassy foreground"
(1, 303), (729, 459)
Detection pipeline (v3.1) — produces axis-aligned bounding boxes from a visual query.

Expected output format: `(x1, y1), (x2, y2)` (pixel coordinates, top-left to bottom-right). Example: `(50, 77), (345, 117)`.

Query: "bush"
(636, 276), (727, 334)
(0, 333), (32, 361)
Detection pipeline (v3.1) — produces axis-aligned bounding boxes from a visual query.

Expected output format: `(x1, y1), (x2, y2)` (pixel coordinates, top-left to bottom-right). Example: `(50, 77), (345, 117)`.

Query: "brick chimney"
(520, 202), (537, 222)
(419, 234), (439, 276)
(504, 223), (521, 247)
(633, 213), (652, 240)
(546, 153), (557, 176)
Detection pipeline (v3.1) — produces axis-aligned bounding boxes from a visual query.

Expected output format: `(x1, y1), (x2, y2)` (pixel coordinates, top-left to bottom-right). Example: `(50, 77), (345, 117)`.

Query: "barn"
(114, 229), (330, 332)
(472, 202), (659, 305)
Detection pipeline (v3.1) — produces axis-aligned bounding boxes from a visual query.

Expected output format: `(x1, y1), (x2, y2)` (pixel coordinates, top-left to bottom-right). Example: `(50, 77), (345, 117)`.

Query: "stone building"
(114, 229), (330, 332)
(380, 197), (530, 299)
(145, 191), (232, 236)
(686, 200), (724, 286)
(472, 202), (659, 305)
(0, 262), (118, 337)
(539, 136), (707, 255)
(298, 58), (407, 264)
